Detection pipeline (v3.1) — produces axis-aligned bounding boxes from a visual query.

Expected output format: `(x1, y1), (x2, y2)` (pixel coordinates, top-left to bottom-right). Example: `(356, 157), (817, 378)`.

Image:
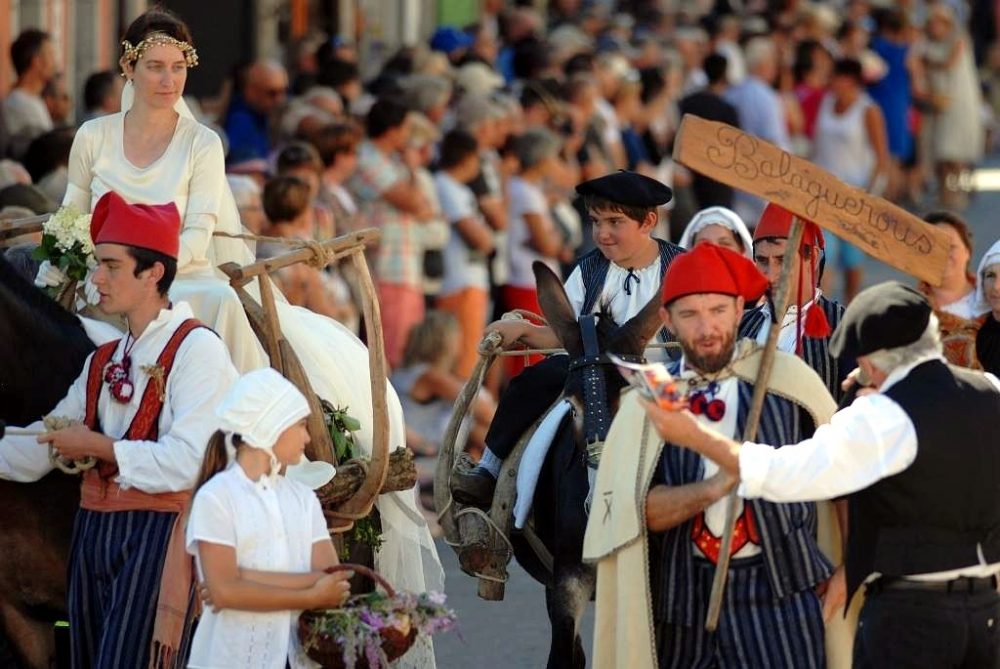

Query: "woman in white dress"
(922, 2), (984, 208)
(58, 11), (442, 665)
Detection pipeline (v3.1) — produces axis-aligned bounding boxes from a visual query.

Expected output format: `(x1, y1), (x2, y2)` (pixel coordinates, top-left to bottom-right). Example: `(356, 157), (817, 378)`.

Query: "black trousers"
(483, 355), (569, 460)
(853, 583), (1000, 668)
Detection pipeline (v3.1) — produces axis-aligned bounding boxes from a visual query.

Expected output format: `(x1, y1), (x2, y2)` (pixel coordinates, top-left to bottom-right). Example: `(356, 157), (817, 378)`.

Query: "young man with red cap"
(451, 170), (684, 507)
(582, 243), (837, 668)
(0, 191), (238, 667)
(740, 203), (854, 402)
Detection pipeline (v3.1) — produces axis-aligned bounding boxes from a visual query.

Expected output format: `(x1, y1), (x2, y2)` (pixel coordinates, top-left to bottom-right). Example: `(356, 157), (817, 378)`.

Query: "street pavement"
(432, 536), (595, 668)
(431, 155), (1000, 668)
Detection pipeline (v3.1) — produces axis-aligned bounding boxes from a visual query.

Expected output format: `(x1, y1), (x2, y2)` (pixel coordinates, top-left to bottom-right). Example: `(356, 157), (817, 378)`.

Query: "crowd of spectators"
(2, 1), (999, 510)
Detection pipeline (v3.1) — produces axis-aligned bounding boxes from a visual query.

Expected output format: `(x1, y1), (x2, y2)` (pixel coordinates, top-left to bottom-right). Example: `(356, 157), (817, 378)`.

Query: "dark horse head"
(516, 261), (662, 669)
(534, 261), (663, 453)
(0, 250), (94, 668)
(0, 248), (95, 423)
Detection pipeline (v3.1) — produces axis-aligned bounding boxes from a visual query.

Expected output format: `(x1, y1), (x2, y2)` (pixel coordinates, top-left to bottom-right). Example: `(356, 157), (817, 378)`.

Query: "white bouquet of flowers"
(32, 205), (98, 307)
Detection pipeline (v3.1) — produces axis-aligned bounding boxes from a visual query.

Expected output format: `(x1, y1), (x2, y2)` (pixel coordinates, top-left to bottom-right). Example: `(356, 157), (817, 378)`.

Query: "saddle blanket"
(513, 399), (573, 529)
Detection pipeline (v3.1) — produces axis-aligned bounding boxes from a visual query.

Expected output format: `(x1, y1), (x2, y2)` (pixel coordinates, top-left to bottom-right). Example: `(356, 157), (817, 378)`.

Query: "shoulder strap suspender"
(579, 250), (611, 316)
(124, 319), (208, 442)
(83, 341), (120, 433)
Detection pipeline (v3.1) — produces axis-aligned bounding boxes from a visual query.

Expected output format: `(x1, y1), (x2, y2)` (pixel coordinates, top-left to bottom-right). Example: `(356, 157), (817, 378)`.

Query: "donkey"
(0, 251), (94, 668)
(513, 261), (663, 669)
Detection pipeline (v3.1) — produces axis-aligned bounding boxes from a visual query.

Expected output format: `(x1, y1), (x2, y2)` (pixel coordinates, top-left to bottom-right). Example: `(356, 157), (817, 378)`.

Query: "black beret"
(830, 281), (932, 360)
(576, 171), (673, 208)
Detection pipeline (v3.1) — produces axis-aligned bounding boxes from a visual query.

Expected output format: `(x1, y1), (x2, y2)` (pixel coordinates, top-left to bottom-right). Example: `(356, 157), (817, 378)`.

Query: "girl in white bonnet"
(185, 368), (349, 669)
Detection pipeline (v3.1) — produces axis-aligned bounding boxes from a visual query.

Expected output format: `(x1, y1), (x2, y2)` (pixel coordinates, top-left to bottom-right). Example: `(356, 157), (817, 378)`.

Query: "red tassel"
(804, 302), (832, 339)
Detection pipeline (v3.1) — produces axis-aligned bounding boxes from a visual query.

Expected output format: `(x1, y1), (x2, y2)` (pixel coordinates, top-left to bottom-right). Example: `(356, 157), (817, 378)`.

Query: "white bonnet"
(216, 368), (311, 450)
(678, 206), (755, 259)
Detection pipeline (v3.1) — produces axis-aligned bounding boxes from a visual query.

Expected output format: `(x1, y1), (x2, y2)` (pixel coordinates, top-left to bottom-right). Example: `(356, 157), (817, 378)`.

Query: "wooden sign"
(672, 115), (949, 286)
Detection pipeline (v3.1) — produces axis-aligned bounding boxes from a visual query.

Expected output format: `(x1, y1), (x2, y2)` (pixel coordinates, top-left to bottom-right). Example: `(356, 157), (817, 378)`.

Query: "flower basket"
(298, 564), (455, 669)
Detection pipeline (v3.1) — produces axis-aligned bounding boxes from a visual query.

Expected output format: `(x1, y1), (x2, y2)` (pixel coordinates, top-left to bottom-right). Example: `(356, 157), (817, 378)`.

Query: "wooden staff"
(703, 219), (805, 631)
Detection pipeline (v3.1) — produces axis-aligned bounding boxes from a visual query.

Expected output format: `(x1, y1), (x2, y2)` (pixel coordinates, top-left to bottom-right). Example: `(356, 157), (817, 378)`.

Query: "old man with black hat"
(644, 280), (1000, 667)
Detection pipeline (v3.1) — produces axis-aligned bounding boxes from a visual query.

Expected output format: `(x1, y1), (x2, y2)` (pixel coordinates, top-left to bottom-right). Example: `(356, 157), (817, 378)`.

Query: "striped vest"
(577, 238), (685, 344)
(651, 379), (834, 626)
(738, 295), (850, 402)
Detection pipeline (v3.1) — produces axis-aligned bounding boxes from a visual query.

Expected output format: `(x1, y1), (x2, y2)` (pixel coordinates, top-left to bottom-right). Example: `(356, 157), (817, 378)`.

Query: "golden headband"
(121, 32), (199, 68)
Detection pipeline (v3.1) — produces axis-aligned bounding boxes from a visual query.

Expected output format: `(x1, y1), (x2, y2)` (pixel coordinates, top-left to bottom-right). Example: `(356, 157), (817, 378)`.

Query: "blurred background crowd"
(1, 0), (999, 520)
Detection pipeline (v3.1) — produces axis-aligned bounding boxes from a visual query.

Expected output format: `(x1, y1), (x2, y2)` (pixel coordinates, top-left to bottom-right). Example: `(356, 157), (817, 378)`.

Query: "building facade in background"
(1, 0), (470, 122)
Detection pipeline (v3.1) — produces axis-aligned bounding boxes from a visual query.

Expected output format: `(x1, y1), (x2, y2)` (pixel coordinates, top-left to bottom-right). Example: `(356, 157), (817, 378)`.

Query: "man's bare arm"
(645, 472), (737, 533)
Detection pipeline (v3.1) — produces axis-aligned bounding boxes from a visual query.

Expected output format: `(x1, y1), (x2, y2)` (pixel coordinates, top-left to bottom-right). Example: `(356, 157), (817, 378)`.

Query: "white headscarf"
(678, 206), (755, 259)
(976, 239), (1000, 314)
(216, 368), (311, 478)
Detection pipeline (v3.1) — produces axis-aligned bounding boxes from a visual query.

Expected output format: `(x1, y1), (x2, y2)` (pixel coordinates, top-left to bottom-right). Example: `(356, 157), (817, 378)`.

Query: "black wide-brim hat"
(830, 281), (932, 360)
(576, 170), (673, 207)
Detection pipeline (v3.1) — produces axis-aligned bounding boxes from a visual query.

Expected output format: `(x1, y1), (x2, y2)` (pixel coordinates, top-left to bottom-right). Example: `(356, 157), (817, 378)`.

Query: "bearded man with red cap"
(740, 203), (854, 403)
(0, 191), (238, 667)
(582, 243), (838, 669)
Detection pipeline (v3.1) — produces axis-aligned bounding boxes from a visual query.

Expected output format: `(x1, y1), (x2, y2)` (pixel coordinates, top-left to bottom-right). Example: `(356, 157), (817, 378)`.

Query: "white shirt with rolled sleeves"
(0, 302), (238, 492)
(737, 353), (1000, 580)
(563, 256), (670, 362)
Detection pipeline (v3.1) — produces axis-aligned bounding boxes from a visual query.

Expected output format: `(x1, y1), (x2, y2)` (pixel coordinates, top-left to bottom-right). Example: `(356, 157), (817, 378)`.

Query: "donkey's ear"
(533, 261), (582, 355)
(611, 289), (663, 355)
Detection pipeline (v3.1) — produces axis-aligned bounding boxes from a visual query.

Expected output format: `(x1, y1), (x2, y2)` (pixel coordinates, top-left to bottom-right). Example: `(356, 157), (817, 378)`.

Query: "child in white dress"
(186, 368), (349, 669)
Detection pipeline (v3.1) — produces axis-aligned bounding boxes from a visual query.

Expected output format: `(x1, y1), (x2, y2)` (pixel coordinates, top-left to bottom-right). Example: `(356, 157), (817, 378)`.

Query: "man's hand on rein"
(38, 425), (116, 463)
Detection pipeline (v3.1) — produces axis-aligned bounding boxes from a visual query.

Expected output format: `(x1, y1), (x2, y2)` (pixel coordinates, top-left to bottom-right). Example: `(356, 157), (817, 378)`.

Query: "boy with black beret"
(451, 170), (684, 506)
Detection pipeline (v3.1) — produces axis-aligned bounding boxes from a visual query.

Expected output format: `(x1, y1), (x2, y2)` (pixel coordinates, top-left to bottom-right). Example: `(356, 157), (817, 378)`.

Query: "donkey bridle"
(568, 314), (643, 461)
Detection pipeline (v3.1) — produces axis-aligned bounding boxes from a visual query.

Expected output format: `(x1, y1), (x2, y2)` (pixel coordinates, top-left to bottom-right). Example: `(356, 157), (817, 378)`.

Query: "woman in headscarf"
(918, 212), (989, 368)
(677, 205), (754, 258)
(975, 239), (1000, 375)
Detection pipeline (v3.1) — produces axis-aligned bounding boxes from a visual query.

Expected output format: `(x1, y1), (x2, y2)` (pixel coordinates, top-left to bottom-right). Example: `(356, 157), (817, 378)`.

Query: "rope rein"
(211, 231), (342, 270)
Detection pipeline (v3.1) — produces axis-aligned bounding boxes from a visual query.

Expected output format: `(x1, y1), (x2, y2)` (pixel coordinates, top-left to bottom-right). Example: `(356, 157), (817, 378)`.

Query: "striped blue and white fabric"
(656, 555), (826, 669)
(67, 509), (195, 669)
(649, 378), (832, 667)
(739, 295), (850, 403)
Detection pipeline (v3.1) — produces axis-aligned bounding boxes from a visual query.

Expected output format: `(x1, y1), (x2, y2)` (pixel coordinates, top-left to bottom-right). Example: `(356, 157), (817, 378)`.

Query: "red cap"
(754, 204), (832, 346)
(754, 204), (825, 249)
(661, 243), (769, 306)
(91, 191), (181, 259)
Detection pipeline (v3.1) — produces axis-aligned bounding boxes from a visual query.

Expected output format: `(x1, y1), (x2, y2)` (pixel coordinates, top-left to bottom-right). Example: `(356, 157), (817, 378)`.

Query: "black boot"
(450, 465), (497, 507)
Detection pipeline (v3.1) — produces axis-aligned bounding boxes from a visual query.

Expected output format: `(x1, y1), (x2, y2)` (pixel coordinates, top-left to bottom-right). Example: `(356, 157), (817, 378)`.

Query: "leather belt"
(872, 575), (998, 594)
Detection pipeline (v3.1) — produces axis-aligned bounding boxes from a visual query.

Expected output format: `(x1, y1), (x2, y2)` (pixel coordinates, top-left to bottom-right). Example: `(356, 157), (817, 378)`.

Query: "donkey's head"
(533, 261), (662, 452)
